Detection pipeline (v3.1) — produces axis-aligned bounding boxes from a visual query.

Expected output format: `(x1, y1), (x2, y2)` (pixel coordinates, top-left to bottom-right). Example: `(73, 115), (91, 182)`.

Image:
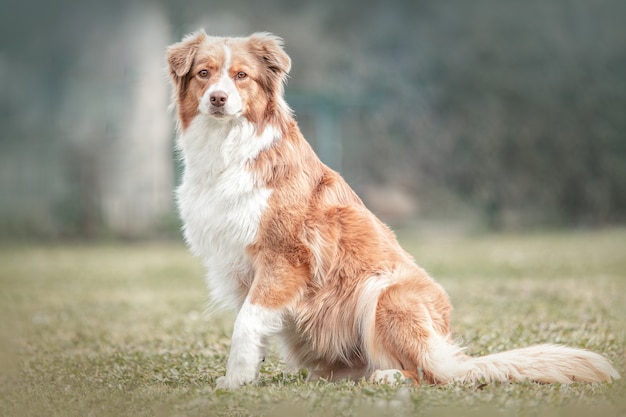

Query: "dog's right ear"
(167, 30), (207, 79)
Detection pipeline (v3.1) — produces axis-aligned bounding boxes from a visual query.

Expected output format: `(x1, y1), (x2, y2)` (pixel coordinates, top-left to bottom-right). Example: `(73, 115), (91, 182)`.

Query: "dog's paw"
(215, 373), (256, 390)
(369, 369), (410, 385)
(215, 375), (240, 390)
(215, 376), (235, 390)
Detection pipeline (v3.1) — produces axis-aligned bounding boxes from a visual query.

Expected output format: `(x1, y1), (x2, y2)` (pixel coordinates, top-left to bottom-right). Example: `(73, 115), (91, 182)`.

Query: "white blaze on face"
(199, 44), (243, 118)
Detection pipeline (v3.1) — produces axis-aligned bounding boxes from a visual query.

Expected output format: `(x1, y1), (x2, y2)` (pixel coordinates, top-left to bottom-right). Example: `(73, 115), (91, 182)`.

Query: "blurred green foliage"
(1, 0), (625, 238)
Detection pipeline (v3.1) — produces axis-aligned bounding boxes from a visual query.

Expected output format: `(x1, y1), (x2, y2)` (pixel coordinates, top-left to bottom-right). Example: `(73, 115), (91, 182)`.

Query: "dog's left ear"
(248, 32), (292, 77)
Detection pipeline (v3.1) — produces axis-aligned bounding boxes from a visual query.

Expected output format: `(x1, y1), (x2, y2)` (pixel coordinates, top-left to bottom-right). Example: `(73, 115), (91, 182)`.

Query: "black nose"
(210, 91), (228, 107)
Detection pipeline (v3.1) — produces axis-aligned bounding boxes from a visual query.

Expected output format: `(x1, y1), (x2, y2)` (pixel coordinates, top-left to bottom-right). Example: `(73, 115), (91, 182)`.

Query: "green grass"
(1, 229), (625, 417)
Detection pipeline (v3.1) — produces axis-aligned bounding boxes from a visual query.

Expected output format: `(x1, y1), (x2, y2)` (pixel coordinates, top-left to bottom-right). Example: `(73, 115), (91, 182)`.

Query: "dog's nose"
(210, 91), (228, 107)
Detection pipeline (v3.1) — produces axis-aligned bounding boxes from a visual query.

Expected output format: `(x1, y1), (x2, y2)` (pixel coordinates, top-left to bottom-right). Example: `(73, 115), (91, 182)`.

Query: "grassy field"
(0, 229), (625, 417)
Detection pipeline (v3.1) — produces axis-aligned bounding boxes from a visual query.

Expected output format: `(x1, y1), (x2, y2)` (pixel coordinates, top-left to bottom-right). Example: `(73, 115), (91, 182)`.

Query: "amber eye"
(235, 71), (247, 80)
(198, 70), (209, 78)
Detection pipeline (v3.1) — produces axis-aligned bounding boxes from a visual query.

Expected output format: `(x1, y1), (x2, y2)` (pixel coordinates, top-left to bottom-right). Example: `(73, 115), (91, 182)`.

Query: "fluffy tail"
(425, 337), (620, 384)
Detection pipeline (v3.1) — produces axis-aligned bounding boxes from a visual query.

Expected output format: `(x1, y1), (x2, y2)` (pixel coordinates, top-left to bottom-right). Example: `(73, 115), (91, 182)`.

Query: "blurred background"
(1, 0), (625, 240)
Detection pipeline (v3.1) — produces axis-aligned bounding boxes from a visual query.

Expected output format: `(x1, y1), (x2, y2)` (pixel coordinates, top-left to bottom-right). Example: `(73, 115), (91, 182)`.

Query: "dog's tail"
(424, 336), (620, 384)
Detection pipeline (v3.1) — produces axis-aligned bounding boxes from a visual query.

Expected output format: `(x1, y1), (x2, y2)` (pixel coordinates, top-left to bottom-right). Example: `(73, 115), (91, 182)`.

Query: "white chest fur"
(176, 117), (278, 309)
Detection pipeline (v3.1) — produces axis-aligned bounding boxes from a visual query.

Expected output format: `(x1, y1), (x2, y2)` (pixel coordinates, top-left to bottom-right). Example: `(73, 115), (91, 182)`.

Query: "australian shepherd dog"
(166, 31), (619, 389)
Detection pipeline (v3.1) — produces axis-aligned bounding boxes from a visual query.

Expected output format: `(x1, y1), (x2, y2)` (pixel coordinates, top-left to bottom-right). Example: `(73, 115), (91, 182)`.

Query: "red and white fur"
(166, 31), (620, 389)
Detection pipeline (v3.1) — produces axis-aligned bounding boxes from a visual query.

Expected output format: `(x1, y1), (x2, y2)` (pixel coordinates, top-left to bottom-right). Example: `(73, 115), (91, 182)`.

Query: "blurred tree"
(0, 0), (624, 238)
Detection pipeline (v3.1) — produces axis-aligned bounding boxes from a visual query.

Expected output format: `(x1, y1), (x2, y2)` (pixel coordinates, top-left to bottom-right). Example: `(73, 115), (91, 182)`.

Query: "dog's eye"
(198, 70), (209, 78)
(235, 71), (247, 80)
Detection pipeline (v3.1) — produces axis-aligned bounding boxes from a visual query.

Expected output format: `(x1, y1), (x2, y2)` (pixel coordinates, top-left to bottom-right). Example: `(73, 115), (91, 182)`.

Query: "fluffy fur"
(166, 31), (620, 389)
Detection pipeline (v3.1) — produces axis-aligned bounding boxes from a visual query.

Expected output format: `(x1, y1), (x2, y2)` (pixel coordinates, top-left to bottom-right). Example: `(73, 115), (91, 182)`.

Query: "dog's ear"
(247, 32), (291, 101)
(248, 32), (292, 77)
(167, 30), (207, 79)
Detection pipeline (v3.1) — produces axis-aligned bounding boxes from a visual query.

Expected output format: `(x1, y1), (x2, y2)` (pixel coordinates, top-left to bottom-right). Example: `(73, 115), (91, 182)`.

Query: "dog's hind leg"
(369, 369), (423, 385)
(365, 278), (458, 385)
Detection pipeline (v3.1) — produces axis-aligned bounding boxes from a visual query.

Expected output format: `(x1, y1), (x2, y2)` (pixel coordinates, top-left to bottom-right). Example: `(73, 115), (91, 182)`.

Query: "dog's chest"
(176, 119), (276, 305)
(178, 167), (270, 259)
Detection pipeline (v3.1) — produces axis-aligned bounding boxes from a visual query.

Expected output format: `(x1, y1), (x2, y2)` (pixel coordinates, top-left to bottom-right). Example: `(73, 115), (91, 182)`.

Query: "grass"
(0, 229), (625, 417)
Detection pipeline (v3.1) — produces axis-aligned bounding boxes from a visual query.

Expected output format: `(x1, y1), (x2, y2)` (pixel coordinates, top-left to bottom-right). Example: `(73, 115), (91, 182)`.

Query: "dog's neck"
(177, 116), (282, 182)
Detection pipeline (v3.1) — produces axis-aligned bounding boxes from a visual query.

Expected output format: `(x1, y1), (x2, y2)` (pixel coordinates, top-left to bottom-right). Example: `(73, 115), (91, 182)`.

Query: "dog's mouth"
(210, 109), (226, 117)
(208, 108), (242, 119)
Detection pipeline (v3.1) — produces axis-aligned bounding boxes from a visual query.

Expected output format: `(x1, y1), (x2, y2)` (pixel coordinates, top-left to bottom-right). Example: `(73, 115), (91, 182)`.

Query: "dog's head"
(167, 31), (292, 131)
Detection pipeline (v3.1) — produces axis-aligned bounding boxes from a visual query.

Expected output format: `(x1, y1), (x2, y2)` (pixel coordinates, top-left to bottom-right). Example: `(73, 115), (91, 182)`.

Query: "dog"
(166, 31), (620, 389)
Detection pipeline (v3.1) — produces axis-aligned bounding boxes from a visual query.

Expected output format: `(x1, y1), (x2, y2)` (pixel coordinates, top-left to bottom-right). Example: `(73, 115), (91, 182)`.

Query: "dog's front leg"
(216, 299), (283, 389)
